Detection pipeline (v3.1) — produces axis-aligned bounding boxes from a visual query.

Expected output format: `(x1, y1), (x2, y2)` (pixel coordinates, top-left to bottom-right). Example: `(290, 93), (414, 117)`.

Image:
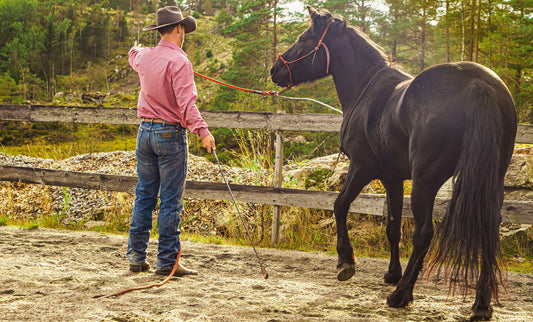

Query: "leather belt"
(142, 118), (180, 126)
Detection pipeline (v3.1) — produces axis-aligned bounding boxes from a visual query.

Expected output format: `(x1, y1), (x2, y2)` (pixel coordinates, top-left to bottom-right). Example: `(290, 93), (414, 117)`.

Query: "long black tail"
(428, 81), (506, 300)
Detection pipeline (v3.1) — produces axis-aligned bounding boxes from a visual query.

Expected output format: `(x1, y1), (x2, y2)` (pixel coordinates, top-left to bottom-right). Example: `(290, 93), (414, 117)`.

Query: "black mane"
(312, 9), (389, 68)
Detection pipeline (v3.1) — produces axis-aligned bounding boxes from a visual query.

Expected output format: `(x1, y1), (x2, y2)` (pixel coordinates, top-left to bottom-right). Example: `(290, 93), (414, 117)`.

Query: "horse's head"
(270, 6), (344, 88)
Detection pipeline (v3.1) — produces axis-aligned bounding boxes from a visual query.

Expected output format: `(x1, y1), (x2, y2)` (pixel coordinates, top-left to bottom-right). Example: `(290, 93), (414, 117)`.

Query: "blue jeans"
(127, 121), (188, 270)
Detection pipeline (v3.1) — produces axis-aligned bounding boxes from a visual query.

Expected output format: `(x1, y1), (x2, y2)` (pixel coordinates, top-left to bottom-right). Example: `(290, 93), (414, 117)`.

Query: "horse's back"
(408, 61), (515, 116)
(401, 61), (517, 181)
(403, 61), (516, 140)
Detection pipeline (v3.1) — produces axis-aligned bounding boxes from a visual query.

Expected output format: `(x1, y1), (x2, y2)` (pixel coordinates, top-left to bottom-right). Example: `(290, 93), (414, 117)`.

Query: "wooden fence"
(1, 105), (532, 244)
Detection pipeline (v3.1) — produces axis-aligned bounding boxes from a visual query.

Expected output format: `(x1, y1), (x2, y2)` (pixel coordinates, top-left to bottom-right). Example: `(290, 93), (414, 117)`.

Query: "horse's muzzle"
(270, 60), (290, 88)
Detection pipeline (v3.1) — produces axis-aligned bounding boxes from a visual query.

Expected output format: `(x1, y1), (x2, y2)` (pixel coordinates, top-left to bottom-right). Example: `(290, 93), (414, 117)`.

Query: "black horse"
(271, 6), (517, 320)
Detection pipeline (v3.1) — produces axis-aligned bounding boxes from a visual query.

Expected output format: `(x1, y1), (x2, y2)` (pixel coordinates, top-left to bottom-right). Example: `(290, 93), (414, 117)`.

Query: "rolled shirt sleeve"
(171, 60), (211, 139)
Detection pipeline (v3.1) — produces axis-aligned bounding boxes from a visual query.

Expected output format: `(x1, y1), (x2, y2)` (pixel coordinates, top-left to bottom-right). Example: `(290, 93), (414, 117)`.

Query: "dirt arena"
(1, 225), (532, 321)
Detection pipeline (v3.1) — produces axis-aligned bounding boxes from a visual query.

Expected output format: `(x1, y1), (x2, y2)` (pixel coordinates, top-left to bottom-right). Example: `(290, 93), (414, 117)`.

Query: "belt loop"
(149, 118), (154, 130)
(163, 120), (167, 127)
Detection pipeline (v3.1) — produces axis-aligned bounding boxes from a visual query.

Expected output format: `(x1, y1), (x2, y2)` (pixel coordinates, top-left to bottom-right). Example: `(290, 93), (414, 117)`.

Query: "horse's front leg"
(382, 180), (404, 285)
(334, 163), (372, 281)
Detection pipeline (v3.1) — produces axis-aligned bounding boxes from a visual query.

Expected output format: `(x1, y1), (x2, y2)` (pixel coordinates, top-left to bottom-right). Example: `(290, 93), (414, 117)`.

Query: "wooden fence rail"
(1, 104), (533, 140)
(1, 104), (532, 243)
(1, 165), (531, 224)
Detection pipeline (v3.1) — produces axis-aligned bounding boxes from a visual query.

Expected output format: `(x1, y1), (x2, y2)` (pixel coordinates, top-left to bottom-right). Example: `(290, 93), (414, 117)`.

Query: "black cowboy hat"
(143, 6), (197, 33)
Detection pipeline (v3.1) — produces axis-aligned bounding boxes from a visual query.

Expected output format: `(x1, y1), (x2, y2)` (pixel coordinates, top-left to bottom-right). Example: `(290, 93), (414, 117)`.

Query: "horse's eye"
(299, 35), (309, 42)
(299, 30), (313, 42)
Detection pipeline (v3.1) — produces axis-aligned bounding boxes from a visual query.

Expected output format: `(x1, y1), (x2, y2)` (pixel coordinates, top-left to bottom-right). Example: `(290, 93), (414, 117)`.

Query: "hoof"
(337, 262), (355, 281)
(387, 288), (413, 308)
(383, 271), (402, 285)
(470, 305), (493, 321)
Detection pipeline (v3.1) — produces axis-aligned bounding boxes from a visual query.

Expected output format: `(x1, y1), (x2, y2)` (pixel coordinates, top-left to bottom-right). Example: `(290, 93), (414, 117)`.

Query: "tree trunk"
(419, 5), (427, 72)
(474, 0), (482, 62)
(392, 39), (397, 64)
(468, 0), (475, 61)
(487, 0), (493, 66)
(445, 0), (450, 62)
(360, 0), (367, 33)
(272, 0), (278, 64)
(461, 0), (465, 60)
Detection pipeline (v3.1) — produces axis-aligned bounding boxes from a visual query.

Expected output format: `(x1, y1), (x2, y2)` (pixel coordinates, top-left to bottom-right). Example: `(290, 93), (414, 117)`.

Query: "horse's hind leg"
(382, 180), (404, 285)
(471, 259), (495, 320)
(387, 180), (440, 307)
(334, 164), (372, 281)
(472, 178), (504, 320)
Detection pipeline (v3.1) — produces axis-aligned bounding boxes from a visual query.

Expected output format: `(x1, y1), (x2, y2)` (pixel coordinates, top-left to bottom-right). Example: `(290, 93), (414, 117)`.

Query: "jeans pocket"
(135, 128), (144, 152)
(156, 129), (181, 155)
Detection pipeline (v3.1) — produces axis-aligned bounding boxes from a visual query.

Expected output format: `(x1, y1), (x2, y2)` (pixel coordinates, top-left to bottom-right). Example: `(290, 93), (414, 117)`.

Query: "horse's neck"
(330, 34), (390, 111)
(333, 65), (388, 110)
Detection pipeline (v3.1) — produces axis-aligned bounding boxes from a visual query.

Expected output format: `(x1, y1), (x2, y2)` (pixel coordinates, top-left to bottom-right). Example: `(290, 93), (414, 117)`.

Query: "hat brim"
(143, 16), (197, 33)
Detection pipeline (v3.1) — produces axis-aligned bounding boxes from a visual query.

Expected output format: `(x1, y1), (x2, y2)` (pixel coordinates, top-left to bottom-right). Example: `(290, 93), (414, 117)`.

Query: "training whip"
(212, 149), (269, 279)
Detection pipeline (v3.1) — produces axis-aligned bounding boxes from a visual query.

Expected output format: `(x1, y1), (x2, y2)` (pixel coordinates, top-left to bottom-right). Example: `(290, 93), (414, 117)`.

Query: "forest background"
(0, 0), (531, 162)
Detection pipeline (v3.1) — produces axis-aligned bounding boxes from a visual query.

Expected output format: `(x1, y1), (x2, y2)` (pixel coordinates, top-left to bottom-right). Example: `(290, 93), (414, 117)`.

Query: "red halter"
(278, 20), (334, 87)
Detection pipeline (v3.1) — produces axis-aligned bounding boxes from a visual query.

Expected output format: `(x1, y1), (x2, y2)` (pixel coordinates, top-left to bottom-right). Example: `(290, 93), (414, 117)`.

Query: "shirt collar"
(157, 40), (187, 56)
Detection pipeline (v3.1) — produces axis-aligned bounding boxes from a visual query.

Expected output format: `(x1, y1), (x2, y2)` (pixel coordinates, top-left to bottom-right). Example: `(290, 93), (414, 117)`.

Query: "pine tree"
(212, 0), (273, 110)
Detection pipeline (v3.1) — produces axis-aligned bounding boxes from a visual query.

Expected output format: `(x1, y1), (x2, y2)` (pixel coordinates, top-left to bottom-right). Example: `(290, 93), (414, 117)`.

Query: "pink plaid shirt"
(129, 40), (210, 139)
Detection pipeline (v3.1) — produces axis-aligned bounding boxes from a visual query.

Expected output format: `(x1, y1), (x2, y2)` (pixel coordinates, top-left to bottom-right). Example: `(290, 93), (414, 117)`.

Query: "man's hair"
(158, 23), (180, 35)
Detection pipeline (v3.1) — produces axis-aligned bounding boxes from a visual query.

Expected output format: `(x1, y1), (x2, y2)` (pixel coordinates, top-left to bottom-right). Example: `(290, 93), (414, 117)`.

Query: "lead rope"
(212, 149), (269, 279)
(93, 149), (270, 298)
(93, 246), (182, 298)
(194, 71), (341, 114)
(193, 20), (341, 115)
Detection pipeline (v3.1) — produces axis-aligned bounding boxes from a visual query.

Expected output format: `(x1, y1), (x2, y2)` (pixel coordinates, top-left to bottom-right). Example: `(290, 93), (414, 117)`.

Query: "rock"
(284, 154), (348, 189)
(1, 148), (531, 240)
(283, 150), (533, 200)
(515, 146), (533, 155)
(0, 150), (271, 234)
(284, 135), (308, 144)
(500, 224), (532, 254)
(505, 154), (533, 189)
(431, 151), (533, 200)
(436, 178), (454, 199)
(325, 163), (349, 191)
(505, 189), (533, 201)
(81, 92), (107, 105)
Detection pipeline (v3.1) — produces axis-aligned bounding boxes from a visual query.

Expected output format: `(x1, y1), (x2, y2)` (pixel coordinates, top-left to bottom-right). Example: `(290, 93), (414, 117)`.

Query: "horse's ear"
(307, 5), (319, 18)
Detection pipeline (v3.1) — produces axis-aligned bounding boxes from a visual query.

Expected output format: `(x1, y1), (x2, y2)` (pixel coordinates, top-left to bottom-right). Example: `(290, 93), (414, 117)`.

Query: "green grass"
(505, 257), (533, 274)
(0, 123), (137, 160)
(1, 136), (137, 160)
(182, 233), (228, 245)
(0, 214), (9, 226)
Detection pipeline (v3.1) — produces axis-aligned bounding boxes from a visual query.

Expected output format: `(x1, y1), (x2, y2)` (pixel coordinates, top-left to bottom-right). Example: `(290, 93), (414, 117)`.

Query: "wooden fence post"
(271, 126), (284, 246)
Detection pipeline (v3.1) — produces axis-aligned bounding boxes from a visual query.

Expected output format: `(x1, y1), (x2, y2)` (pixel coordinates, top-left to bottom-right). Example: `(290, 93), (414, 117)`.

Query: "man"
(127, 6), (215, 277)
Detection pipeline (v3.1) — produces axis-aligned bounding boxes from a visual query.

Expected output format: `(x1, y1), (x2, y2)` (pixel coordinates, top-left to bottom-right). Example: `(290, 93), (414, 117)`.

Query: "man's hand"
(201, 134), (216, 154)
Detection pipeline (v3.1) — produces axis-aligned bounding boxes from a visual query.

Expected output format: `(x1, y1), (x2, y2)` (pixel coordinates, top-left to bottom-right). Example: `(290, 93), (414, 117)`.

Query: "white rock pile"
(0, 151), (272, 233)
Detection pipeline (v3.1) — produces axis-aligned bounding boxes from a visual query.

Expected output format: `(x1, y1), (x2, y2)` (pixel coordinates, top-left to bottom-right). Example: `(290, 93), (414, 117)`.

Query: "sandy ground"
(1, 225), (532, 322)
